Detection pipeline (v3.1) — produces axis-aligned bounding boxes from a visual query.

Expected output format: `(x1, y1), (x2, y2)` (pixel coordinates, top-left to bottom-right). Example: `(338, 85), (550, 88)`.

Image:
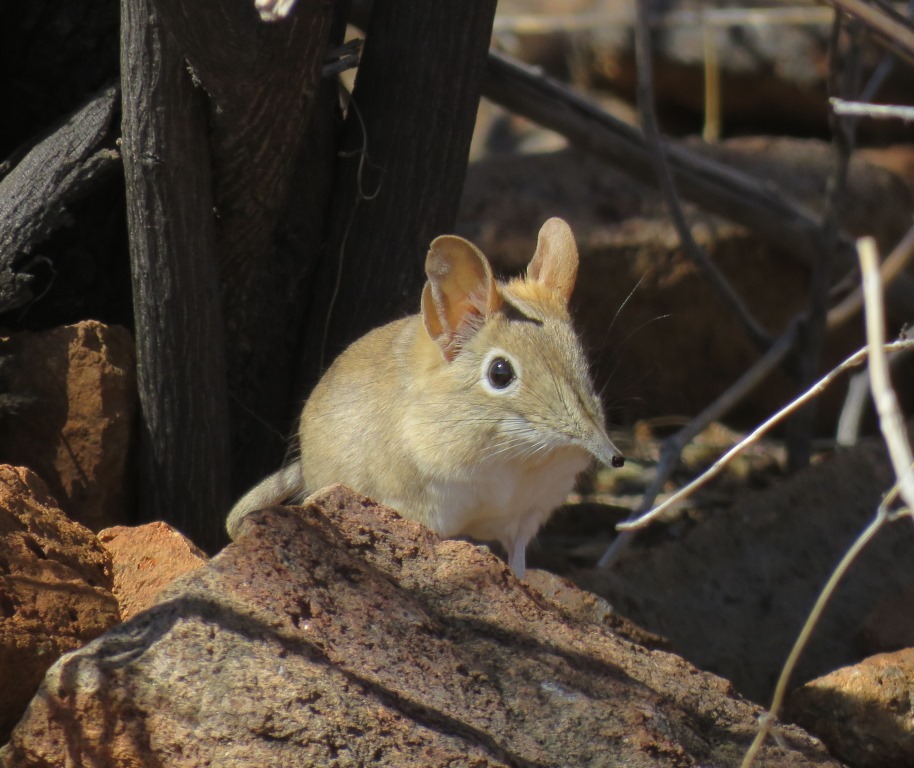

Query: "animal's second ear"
(527, 217), (579, 304)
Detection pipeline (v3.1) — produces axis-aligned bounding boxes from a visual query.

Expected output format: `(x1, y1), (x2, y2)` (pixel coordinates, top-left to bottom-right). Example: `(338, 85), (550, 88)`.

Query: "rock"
(787, 647), (914, 768)
(859, 144), (914, 199)
(457, 139), (914, 428)
(0, 465), (120, 744)
(525, 567), (670, 650)
(1, 321), (136, 531)
(573, 434), (914, 704)
(97, 522), (208, 622)
(2, 485), (840, 767)
(856, 584), (914, 657)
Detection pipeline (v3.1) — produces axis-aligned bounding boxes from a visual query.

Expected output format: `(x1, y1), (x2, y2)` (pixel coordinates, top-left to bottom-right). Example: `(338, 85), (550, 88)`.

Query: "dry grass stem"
(741, 237), (914, 768)
(859, 237), (914, 509)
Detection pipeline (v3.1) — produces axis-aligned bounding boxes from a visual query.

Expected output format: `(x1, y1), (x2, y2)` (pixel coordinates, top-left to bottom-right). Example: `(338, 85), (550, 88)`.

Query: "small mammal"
(227, 217), (623, 577)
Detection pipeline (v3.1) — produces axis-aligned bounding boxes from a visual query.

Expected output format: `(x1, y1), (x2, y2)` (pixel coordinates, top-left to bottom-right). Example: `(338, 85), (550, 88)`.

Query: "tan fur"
(227, 217), (622, 577)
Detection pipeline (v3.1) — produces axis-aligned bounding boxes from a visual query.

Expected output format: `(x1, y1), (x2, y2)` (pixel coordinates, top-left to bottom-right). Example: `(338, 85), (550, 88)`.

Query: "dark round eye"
(487, 356), (515, 389)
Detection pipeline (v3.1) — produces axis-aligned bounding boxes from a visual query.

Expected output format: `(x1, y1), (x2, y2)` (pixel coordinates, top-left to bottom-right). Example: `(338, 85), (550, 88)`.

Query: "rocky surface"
(457, 138), (914, 429)
(787, 647), (914, 768)
(0, 465), (120, 743)
(97, 522), (208, 621)
(2, 485), (841, 767)
(1, 321), (136, 531)
(572, 434), (914, 705)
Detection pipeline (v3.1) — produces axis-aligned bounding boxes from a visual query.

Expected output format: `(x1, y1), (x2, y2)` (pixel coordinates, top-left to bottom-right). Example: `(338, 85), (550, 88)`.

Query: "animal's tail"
(226, 463), (305, 540)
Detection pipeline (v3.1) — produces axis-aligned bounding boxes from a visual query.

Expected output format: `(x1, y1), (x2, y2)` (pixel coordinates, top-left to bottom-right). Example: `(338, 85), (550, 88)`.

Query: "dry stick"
(859, 238), (914, 508)
(829, 220), (914, 328)
(616, 337), (914, 533)
(832, 222), (914, 444)
(633, 0), (772, 352)
(831, 98), (914, 120)
(741, 239), (914, 768)
(785, 10), (858, 471)
(598, 321), (801, 567)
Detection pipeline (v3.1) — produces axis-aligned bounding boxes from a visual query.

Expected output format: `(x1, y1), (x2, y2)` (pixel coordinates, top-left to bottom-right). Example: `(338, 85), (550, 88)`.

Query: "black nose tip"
(611, 455), (625, 468)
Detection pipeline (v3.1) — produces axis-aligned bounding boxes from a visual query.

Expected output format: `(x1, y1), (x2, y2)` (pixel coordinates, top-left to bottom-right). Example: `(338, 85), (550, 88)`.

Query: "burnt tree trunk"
(146, 0), (337, 500)
(298, 0), (499, 393)
(120, 0), (230, 551)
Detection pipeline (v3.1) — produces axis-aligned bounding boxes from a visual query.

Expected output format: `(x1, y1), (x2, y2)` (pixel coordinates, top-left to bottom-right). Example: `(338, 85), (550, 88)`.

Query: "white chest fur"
(423, 446), (592, 553)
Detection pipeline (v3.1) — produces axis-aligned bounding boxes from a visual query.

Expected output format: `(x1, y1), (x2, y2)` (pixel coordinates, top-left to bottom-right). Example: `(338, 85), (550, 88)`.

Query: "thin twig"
(617, 338), (914, 532)
(785, 10), (858, 470)
(828, 219), (914, 328)
(634, 0), (772, 352)
(598, 321), (801, 567)
(831, 98), (914, 121)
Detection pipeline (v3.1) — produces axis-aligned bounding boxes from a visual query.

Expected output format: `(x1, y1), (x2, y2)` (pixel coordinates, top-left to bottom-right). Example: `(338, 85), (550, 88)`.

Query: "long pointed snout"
(587, 430), (625, 469)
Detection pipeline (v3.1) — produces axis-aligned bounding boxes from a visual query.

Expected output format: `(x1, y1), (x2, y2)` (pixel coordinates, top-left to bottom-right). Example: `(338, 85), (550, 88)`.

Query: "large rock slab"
(2, 485), (839, 767)
(1, 321), (136, 531)
(0, 465), (119, 743)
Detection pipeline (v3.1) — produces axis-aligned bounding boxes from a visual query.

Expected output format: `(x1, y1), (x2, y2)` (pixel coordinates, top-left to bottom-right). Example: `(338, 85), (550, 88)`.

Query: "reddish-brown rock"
(2, 485), (840, 767)
(0, 465), (120, 743)
(2, 321), (136, 531)
(97, 522), (208, 621)
(787, 647), (914, 768)
(525, 567), (670, 650)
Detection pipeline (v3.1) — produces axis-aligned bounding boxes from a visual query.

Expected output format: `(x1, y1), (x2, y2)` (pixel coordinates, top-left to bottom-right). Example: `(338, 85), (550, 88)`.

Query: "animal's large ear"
(422, 235), (501, 361)
(526, 217), (579, 305)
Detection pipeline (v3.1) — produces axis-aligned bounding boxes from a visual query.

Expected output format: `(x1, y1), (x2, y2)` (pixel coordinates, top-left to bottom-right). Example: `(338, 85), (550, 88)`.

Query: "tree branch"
(0, 87), (119, 313)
